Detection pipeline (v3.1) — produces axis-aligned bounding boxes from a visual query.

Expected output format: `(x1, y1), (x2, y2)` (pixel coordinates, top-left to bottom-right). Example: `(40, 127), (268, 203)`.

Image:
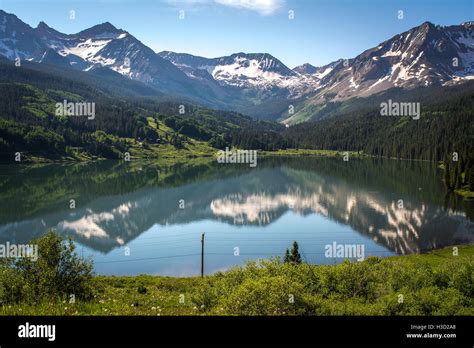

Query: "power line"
(205, 251), (393, 256)
(94, 253), (201, 264)
(94, 251), (390, 264)
(204, 238), (358, 242)
(126, 238), (200, 246)
(135, 231), (202, 240)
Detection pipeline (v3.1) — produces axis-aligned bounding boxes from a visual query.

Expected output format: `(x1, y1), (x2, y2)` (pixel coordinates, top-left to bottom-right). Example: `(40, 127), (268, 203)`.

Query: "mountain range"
(0, 9), (473, 125)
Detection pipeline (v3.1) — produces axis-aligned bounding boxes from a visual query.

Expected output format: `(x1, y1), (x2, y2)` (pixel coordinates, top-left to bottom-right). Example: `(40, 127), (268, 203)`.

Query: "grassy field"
(21, 136), (216, 163)
(20, 146), (368, 166)
(23, 146), (364, 163)
(259, 149), (364, 157)
(1, 244), (472, 316)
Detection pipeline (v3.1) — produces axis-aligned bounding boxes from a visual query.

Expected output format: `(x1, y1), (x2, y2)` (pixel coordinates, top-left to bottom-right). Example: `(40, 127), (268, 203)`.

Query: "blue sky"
(1, 0), (472, 67)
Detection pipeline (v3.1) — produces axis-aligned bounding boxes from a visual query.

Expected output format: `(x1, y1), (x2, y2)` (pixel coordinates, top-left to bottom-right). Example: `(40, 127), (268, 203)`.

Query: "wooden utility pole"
(201, 233), (205, 278)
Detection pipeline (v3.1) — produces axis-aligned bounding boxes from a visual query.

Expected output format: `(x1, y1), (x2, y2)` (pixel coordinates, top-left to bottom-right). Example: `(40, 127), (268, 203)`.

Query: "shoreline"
(2, 150), (473, 200)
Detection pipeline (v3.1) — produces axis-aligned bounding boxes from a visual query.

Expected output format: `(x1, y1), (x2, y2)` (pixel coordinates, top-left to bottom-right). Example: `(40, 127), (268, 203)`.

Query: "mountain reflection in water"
(0, 157), (472, 275)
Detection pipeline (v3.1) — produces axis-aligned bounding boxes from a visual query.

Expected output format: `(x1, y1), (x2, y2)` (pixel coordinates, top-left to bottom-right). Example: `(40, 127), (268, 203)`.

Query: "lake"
(0, 156), (472, 276)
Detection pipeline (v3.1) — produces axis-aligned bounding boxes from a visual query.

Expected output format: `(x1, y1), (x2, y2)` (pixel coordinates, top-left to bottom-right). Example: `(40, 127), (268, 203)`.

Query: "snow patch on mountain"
(211, 57), (293, 87)
(382, 50), (402, 57)
(349, 76), (359, 89)
(160, 52), (319, 97)
(314, 66), (334, 79)
(59, 38), (112, 60)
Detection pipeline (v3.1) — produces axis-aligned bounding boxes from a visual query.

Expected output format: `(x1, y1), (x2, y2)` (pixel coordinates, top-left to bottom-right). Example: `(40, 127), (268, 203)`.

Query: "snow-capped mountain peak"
(283, 21), (474, 124)
(0, 9), (473, 124)
(293, 63), (318, 75)
(158, 51), (315, 96)
(75, 22), (125, 39)
(212, 53), (295, 86)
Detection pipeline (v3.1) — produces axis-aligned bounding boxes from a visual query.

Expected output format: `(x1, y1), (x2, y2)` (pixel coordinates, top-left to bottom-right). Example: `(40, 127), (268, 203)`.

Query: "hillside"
(285, 82), (474, 161)
(0, 60), (286, 162)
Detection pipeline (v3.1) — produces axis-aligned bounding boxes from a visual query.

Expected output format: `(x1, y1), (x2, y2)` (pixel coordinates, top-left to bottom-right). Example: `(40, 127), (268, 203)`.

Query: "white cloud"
(214, 0), (285, 15)
(166, 0), (285, 15)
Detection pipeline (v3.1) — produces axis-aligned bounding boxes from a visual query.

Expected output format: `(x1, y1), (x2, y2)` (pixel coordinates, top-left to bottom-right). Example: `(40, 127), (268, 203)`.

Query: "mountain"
(0, 9), (473, 124)
(287, 21), (474, 124)
(159, 51), (298, 88)
(0, 49), (472, 168)
(158, 51), (319, 104)
(0, 11), (45, 60)
(293, 63), (318, 75)
(0, 10), (235, 108)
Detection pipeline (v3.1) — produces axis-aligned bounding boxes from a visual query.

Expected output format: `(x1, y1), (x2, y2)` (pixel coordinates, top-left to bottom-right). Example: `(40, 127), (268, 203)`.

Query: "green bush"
(0, 230), (94, 304)
(191, 281), (218, 312)
(221, 275), (307, 315)
(199, 255), (473, 316)
(0, 267), (24, 305)
(137, 284), (148, 294)
(447, 262), (473, 297)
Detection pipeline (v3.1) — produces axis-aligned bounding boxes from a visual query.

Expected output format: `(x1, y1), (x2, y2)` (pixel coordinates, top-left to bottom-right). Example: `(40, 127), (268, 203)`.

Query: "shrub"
(221, 275), (307, 315)
(447, 262), (473, 298)
(0, 230), (94, 304)
(191, 282), (218, 312)
(208, 255), (473, 315)
(408, 287), (468, 315)
(137, 284), (148, 294)
(0, 266), (24, 304)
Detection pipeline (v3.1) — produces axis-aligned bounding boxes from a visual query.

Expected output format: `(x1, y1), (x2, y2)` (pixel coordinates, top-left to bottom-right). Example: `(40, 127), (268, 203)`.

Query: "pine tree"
(284, 241), (302, 263)
(284, 242), (302, 264)
(290, 241), (302, 264)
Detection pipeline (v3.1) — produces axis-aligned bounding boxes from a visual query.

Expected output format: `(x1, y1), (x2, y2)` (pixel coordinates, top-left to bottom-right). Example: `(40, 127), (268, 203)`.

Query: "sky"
(1, 0), (472, 68)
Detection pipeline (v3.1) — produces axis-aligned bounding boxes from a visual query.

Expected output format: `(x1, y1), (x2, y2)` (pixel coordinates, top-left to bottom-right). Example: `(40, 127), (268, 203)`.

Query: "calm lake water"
(0, 157), (473, 276)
